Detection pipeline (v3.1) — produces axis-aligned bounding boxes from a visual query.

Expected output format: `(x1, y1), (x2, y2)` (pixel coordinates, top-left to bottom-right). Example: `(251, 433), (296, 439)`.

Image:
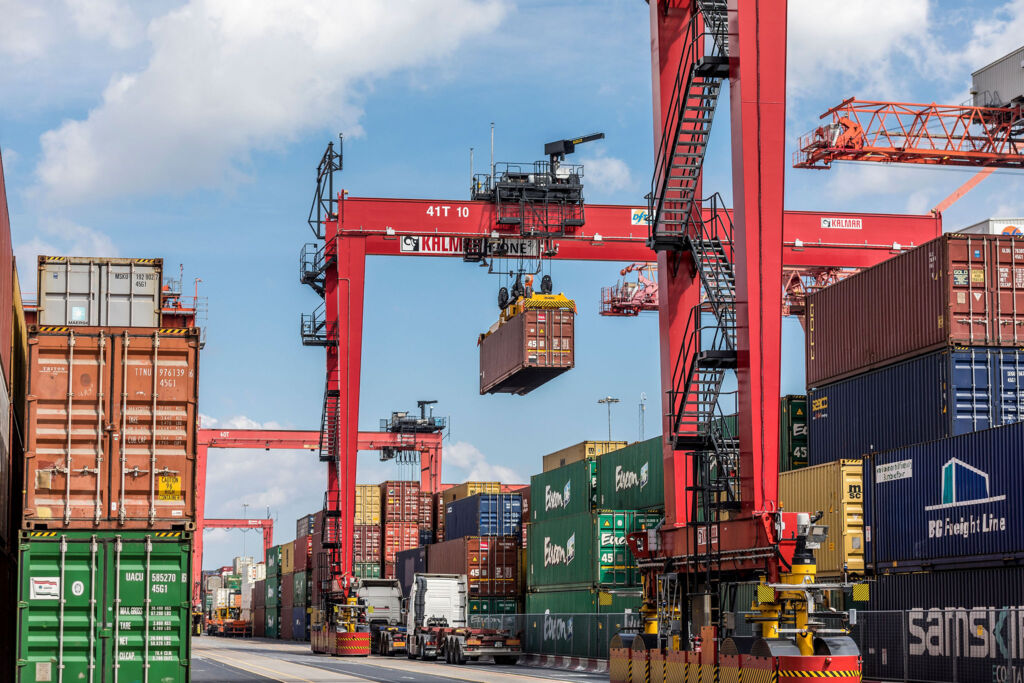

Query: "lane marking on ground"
(200, 649), (324, 683)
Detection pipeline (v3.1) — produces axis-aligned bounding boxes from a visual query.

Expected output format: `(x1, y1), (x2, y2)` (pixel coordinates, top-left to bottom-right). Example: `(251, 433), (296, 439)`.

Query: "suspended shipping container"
(542, 440), (627, 473)
(23, 327), (200, 530)
(35, 256), (164, 328)
(427, 536), (519, 597)
(527, 511), (660, 590)
(445, 493), (523, 540)
(777, 459), (864, 577)
(479, 295), (576, 395)
(596, 436), (664, 511)
(808, 346), (1023, 464)
(806, 233), (1024, 387)
(866, 422), (1024, 572)
(862, 566), (1024, 683)
(380, 480), (419, 522)
(531, 459), (596, 523)
(355, 484), (381, 525)
(16, 530), (191, 683)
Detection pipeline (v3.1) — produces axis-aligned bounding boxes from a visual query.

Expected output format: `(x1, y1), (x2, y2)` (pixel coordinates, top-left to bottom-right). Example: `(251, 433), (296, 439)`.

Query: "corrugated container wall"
(382, 522), (418, 565)
(444, 493), (522, 540)
(380, 481), (419, 522)
(354, 563), (382, 580)
(777, 460), (864, 576)
(441, 481), (501, 508)
(971, 45), (1024, 107)
(355, 484), (381, 525)
(524, 591), (640, 659)
(23, 327), (200, 529)
(867, 422), (1024, 571)
(426, 536), (519, 596)
(281, 541), (294, 574)
(527, 511), (660, 589)
(531, 459), (596, 523)
(806, 234), (1024, 387)
(266, 545), (281, 575)
(16, 530), (191, 683)
(597, 437), (664, 511)
(779, 395), (808, 471)
(296, 512), (316, 538)
(863, 567), (1024, 683)
(479, 304), (575, 395)
(395, 546), (427, 597)
(36, 256), (163, 328)
(808, 346), (1023, 463)
(353, 524), (381, 563)
(542, 440), (627, 472)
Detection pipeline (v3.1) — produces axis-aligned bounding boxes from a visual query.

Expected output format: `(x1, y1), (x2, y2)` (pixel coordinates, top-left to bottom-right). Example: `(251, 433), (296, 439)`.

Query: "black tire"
(444, 641), (451, 663)
(455, 642), (467, 665)
(541, 274), (553, 294)
(498, 287), (509, 309)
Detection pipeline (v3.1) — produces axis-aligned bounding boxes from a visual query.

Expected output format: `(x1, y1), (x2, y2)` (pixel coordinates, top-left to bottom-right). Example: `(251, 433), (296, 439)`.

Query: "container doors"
(946, 236), (995, 344)
(991, 236), (1024, 345)
(995, 349), (1023, 425)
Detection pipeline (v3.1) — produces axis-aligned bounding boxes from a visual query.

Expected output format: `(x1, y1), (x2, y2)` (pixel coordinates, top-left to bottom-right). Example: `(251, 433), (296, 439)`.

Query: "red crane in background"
(600, 263), (660, 316)
(202, 518), (274, 564)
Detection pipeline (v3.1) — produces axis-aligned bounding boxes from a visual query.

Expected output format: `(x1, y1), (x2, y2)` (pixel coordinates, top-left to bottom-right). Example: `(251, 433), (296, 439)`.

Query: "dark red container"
(253, 579), (266, 609)
(382, 522), (419, 564)
(434, 492), (445, 541)
(281, 572), (295, 608)
(418, 491), (433, 526)
(426, 536), (519, 596)
(807, 233), (1024, 386)
(294, 535), (312, 572)
(353, 524), (381, 563)
(280, 607), (294, 640)
(380, 480), (420, 522)
(383, 561), (396, 579)
(253, 607), (266, 637)
(479, 304), (575, 395)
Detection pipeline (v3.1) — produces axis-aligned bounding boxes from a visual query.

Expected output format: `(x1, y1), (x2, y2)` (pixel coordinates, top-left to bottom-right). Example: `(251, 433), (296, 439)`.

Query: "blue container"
(809, 346), (1023, 464)
(866, 422), (1024, 572)
(444, 493), (523, 541)
(395, 546), (427, 597)
(418, 528), (434, 546)
(291, 605), (308, 641)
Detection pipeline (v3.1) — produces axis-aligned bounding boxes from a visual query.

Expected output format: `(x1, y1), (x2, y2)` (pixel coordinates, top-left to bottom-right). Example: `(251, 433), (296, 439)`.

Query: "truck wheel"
(444, 639), (452, 663)
(455, 642), (467, 665)
(379, 636), (388, 657)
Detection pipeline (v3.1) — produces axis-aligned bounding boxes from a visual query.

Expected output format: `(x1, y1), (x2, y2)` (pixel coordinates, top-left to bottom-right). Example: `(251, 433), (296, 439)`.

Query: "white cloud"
(0, 2), (55, 62)
(199, 413), (283, 430)
(65, 0), (144, 49)
(823, 163), (937, 201)
(957, 0), (1024, 102)
(787, 0), (931, 98)
(14, 219), (119, 279)
(34, 0), (507, 203)
(444, 440), (523, 484)
(581, 155), (636, 195)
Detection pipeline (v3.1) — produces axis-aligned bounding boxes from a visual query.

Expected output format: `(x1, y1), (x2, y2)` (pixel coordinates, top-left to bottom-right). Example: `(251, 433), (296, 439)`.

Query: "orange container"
(22, 326), (200, 529)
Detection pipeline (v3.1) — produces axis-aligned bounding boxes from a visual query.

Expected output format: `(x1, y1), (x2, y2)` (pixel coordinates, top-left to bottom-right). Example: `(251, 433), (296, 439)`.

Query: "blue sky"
(2, 0), (1023, 569)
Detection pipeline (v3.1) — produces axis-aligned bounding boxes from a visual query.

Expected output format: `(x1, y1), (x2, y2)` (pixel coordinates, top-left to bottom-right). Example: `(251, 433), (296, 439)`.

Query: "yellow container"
(355, 484), (381, 525)
(441, 481), (501, 508)
(778, 459), (864, 577)
(541, 440), (627, 472)
(281, 541), (295, 575)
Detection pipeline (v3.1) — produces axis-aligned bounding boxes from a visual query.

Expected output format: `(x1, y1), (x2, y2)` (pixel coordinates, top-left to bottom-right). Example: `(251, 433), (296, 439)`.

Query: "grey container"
(972, 45), (1024, 107)
(36, 256), (163, 327)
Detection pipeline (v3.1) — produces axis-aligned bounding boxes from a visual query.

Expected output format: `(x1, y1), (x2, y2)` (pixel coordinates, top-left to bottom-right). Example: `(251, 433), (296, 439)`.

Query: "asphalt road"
(193, 636), (608, 683)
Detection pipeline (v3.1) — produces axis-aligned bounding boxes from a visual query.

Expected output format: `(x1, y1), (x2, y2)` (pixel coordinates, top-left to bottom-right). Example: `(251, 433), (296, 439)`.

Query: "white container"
(233, 556), (254, 574)
(36, 256), (163, 327)
(215, 587), (231, 609)
(958, 217), (1024, 236)
(971, 45), (1024, 107)
(247, 563), (266, 583)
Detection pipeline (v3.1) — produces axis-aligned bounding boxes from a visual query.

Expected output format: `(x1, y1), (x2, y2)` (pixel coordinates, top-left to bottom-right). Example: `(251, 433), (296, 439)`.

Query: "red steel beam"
(202, 518), (274, 564)
(795, 98), (1024, 169)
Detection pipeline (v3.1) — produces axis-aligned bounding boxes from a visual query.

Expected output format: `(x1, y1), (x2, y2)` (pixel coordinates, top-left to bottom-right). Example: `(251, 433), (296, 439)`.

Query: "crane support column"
(650, 0), (702, 528)
(728, 0), (786, 514)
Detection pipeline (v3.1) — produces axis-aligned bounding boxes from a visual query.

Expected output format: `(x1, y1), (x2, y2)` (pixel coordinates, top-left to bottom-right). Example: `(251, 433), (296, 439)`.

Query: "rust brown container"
(23, 326), (200, 529)
(352, 524), (381, 563)
(380, 480), (419, 522)
(426, 536), (519, 597)
(479, 301), (575, 395)
(807, 233), (1024, 387)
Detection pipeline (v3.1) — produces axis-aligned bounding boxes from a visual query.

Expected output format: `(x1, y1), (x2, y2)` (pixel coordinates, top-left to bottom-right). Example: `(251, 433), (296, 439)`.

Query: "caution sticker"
(158, 475), (183, 501)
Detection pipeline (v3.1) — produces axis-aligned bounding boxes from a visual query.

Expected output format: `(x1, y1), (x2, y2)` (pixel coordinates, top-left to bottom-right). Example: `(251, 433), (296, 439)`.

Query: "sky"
(2, 0), (1023, 569)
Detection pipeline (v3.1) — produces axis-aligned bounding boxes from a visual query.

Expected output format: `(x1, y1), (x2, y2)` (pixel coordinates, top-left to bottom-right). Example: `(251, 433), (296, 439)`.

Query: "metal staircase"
(646, 2), (737, 632)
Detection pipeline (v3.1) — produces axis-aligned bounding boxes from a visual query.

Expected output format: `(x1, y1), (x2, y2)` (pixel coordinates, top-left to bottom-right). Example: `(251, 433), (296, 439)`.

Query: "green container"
(468, 597), (518, 614)
(225, 574), (241, 590)
(16, 530), (191, 683)
(530, 459), (597, 523)
(527, 511), (660, 589)
(597, 436), (664, 511)
(266, 574), (279, 608)
(524, 589), (640, 658)
(780, 395), (808, 471)
(265, 607), (279, 639)
(354, 562), (382, 579)
(266, 545), (282, 576)
(293, 571), (309, 606)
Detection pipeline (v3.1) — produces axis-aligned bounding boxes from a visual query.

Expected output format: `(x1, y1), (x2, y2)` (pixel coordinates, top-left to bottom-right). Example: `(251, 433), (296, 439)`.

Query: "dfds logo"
(630, 208), (650, 226)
